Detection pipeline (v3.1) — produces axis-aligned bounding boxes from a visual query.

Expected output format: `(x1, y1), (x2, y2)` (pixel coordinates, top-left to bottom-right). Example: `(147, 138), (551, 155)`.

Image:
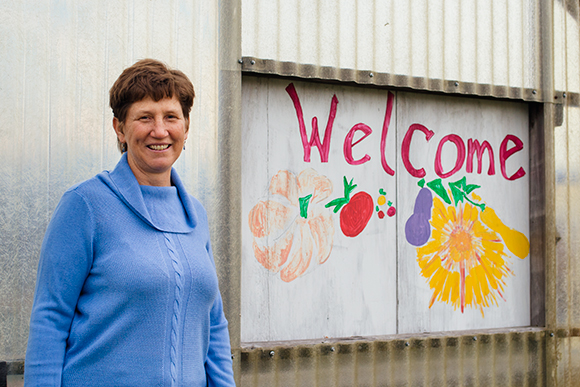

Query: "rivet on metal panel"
(369, 72), (374, 78)
(454, 81), (459, 87)
(250, 60), (256, 65)
(269, 351), (275, 357)
(238, 59), (243, 64)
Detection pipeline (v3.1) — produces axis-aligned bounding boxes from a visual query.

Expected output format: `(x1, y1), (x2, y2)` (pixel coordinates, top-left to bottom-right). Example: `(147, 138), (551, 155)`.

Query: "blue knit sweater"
(25, 154), (235, 386)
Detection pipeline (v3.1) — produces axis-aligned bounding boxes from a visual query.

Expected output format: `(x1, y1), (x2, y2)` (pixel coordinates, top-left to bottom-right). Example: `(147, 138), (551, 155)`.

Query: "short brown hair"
(109, 59), (195, 152)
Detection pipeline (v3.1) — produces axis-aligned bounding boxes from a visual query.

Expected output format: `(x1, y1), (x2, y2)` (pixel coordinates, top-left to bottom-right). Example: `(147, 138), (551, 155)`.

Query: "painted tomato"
(339, 192), (374, 237)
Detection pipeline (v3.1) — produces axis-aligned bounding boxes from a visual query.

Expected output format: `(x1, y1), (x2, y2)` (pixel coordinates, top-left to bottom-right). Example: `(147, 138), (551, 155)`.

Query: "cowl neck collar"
(98, 153), (198, 233)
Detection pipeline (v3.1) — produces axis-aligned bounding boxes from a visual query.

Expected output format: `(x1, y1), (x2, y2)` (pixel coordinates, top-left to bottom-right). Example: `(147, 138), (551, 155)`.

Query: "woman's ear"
(113, 117), (125, 142)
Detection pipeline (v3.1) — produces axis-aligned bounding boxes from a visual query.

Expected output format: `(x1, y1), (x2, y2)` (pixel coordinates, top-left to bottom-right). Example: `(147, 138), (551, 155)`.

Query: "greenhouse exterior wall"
(1, 0), (579, 385)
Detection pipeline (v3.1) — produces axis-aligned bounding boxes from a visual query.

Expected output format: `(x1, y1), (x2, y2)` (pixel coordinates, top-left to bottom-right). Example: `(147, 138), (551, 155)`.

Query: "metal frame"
(240, 57), (575, 105)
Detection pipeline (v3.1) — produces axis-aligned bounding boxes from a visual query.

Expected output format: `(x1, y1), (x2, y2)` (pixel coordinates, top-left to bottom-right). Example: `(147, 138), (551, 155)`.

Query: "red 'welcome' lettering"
(467, 139), (495, 175)
(380, 92), (396, 176)
(500, 135), (526, 181)
(286, 83), (525, 182)
(344, 123), (372, 165)
(402, 124), (435, 178)
(435, 134), (466, 178)
(286, 83), (338, 163)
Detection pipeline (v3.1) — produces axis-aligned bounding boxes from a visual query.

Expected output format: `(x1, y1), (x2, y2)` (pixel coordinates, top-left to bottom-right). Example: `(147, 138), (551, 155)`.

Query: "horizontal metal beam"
(240, 57), (576, 105)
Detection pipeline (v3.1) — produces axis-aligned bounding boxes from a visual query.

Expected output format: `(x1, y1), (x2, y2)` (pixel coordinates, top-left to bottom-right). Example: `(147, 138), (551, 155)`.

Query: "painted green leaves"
(420, 176), (485, 211)
(325, 177), (357, 213)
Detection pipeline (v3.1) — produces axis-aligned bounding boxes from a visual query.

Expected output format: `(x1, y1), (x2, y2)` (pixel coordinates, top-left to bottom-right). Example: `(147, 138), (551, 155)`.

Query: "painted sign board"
(241, 77), (530, 342)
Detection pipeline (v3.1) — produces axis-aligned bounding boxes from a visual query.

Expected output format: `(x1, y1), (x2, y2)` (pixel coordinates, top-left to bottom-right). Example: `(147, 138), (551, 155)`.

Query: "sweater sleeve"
(25, 190), (94, 386)
(204, 243), (236, 387)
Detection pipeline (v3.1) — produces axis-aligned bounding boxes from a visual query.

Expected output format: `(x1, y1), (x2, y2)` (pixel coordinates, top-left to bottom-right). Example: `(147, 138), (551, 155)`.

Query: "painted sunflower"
(416, 197), (513, 316)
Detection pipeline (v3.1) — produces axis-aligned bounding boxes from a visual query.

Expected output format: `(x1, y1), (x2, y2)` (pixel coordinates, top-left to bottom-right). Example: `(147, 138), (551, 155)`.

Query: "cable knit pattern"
(165, 233), (183, 387)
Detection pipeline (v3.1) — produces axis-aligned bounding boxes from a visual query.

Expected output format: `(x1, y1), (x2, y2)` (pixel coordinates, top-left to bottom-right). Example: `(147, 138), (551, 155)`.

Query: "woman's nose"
(151, 117), (168, 137)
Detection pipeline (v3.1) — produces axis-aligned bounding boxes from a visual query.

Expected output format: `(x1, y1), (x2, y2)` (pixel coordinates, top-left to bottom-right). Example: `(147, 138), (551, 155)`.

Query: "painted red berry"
(378, 210), (385, 219)
(387, 206), (396, 217)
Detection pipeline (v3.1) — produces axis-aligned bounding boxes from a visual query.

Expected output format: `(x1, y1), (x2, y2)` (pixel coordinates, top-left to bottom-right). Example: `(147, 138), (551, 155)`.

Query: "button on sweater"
(25, 154), (235, 386)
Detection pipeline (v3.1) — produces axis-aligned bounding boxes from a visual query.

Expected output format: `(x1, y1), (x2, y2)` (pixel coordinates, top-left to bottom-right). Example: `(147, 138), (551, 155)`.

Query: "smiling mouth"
(147, 144), (171, 151)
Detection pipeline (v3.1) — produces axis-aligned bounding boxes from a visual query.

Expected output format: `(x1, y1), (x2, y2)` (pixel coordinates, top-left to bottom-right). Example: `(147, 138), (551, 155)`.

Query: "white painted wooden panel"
(241, 77), (398, 342)
(396, 92), (530, 333)
(242, 78), (531, 342)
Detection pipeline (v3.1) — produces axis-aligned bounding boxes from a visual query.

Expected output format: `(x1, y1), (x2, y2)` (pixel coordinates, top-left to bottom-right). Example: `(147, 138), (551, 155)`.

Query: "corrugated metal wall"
(552, 0), (580, 385)
(1, 0), (580, 385)
(241, 330), (546, 386)
(242, 0), (546, 100)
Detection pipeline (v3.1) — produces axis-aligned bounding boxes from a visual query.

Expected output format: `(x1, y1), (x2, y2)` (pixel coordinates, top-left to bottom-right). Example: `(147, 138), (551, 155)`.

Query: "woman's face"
(113, 96), (188, 186)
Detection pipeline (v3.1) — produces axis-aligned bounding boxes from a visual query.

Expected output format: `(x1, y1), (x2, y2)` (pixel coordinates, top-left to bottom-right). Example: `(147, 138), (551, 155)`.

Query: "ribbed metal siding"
(552, 0), (580, 384)
(1, 0), (580, 385)
(241, 329), (546, 387)
(0, 1), (241, 378)
(242, 0), (543, 97)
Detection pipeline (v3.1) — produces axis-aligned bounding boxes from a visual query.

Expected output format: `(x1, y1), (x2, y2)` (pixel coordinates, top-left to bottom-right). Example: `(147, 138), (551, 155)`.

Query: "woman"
(25, 59), (236, 386)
